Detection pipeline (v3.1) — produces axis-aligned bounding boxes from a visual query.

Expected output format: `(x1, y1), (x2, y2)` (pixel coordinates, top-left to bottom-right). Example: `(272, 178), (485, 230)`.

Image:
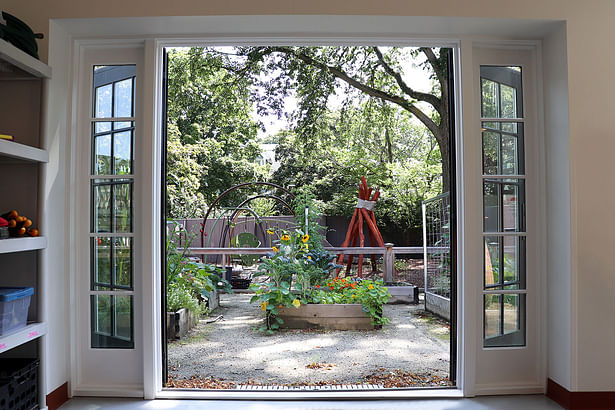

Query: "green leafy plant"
(310, 277), (391, 325)
(166, 219), (231, 316)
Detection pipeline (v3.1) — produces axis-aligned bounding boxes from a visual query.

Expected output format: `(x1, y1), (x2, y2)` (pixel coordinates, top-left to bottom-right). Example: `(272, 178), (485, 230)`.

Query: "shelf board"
(0, 236), (47, 254)
(0, 322), (47, 354)
(0, 139), (48, 163)
(0, 39), (51, 79)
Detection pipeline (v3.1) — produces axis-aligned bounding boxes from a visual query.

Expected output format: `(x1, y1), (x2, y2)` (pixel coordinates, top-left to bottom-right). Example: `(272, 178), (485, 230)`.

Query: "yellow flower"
(307, 256), (312, 260)
(267, 229), (274, 235)
(292, 299), (301, 308)
(352, 294), (356, 298)
(281, 234), (290, 241)
(302, 234), (310, 243)
(272, 246), (279, 252)
(368, 284), (374, 290)
(304, 244), (309, 250)
(260, 302), (268, 311)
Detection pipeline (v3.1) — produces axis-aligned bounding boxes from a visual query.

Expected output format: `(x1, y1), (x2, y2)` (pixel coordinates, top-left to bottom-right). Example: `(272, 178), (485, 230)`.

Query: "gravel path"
(168, 293), (450, 385)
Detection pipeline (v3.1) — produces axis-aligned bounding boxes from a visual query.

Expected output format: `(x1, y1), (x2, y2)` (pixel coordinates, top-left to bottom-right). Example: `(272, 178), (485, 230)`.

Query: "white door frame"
(62, 17), (546, 400)
(71, 41), (146, 397)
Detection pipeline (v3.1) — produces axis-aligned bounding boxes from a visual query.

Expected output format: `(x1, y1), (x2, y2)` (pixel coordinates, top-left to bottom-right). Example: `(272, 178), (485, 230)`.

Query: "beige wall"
(5, 0), (615, 393)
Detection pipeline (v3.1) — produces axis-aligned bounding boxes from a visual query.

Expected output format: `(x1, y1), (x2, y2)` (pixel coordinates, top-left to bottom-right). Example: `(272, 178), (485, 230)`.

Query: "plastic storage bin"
(0, 358), (39, 410)
(0, 287), (33, 336)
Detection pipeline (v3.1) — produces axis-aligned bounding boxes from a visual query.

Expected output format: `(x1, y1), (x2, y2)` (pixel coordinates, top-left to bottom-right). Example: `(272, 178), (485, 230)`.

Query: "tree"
(236, 46), (451, 192)
(166, 48), (269, 217)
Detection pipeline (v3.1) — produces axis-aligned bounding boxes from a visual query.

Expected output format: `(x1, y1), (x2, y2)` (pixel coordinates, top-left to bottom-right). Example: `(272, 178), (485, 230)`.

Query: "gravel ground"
(168, 293), (450, 385)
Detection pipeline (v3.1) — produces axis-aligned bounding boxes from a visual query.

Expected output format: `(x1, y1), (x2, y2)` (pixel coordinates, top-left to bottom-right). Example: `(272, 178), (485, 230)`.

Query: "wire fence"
(422, 192), (451, 299)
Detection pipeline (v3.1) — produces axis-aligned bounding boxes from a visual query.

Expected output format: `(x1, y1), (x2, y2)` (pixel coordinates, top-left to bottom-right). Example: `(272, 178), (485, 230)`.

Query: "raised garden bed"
(385, 283), (419, 304)
(167, 308), (198, 340)
(277, 303), (377, 330)
(425, 291), (450, 321)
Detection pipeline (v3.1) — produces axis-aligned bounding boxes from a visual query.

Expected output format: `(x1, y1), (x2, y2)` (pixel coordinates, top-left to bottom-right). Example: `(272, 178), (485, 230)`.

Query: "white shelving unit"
(0, 236), (47, 254)
(0, 38), (50, 408)
(0, 139), (49, 163)
(0, 323), (47, 354)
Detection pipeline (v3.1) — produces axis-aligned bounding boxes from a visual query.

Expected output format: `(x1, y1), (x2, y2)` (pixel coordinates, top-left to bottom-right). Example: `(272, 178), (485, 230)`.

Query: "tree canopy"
(166, 46), (449, 244)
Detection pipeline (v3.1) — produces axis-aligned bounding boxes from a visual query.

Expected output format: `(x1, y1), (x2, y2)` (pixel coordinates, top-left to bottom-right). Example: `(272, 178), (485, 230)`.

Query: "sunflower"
(272, 246), (279, 252)
(281, 234), (290, 241)
(266, 228), (274, 235)
(302, 234), (310, 243)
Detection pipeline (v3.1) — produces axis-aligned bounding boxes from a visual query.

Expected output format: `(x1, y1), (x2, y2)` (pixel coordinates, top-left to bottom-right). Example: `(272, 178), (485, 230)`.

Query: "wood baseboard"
(46, 382), (69, 410)
(547, 378), (615, 409)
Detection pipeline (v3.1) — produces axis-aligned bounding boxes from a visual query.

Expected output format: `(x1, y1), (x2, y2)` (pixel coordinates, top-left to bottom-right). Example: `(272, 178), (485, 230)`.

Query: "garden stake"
(336, 177), (386, 278)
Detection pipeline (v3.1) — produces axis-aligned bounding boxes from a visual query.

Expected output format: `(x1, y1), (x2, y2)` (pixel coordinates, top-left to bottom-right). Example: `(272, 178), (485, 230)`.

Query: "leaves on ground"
(166, 374), (236, 389)
(306, 362), (336, 370)
(362, 368), (453, 388)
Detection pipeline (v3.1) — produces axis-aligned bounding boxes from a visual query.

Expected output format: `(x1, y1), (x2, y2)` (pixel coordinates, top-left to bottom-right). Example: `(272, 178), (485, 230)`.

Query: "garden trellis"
(422, 192), (451, 317)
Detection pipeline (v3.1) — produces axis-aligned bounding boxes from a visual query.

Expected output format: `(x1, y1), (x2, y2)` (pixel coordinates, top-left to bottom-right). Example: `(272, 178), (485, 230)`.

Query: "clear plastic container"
(0, 287), (33, 336)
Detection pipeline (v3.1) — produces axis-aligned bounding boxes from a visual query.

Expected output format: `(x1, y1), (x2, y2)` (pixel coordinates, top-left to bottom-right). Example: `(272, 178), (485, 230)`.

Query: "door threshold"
(157, 387), (463, 400)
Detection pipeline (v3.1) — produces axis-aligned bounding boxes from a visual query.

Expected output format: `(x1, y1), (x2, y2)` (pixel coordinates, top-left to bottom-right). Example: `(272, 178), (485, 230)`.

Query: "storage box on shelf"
(0, 38), (50, 409)
(0, 287), (33, 336)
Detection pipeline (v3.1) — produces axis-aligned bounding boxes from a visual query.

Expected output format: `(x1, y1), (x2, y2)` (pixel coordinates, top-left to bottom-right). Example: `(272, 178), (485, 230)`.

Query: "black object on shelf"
(0, 11), (43, 60)
(0, 358), (39, 410)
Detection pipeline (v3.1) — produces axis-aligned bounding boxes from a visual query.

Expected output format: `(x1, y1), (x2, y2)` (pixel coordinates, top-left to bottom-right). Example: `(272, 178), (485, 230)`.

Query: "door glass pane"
(91, 295), (134, 348)
(483, 179), (525, 232)
(500, 84), (517, 118)
(481, 78), (499, 118)
(503, 294), (520, 334)
(95, 84), (112, 118)
(113, 130), (132, 175)
(484, 294), (501, 339)
(93, 237), (111, 289)
(482, 122), (524, 175)
(94, 133), (112, 175)
(480, 66), (523, 118)
(113, 182), (132, 232)
(92, 182), (111, 232)
(114, 78), (133, 118)
(113, 237), (132, 288)
(114, 295), (133, 341)
(484, 236), (526, 290)
(93, 294), (111, 336)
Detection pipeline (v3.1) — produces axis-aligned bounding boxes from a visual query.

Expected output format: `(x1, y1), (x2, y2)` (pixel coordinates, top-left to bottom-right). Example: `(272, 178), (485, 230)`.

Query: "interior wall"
(6, 0), (615, 394)
(542, 23), (572, 390)
(40, 19), (72, 397)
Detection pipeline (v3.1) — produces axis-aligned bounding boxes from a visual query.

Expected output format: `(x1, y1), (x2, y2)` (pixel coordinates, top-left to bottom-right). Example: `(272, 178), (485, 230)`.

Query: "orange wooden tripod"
(336, 177), (385, 277)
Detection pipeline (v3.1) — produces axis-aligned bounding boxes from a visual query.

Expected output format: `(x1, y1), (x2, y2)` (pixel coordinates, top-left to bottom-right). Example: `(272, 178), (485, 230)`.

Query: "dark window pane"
(91, 295), (134, 349)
